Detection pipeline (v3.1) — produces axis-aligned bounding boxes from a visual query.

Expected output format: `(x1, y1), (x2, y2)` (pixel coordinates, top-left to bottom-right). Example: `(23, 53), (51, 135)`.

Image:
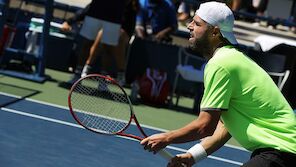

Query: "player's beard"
(189, 34), (211, 57)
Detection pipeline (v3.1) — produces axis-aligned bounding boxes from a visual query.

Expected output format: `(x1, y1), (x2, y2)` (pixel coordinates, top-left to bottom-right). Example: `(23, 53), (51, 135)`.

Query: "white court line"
(1, 107), (244, 166)
(0, 92), (22, 99)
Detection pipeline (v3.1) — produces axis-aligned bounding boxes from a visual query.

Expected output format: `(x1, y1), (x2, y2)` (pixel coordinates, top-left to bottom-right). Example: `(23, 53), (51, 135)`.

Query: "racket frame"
(68, 74), (173, 160)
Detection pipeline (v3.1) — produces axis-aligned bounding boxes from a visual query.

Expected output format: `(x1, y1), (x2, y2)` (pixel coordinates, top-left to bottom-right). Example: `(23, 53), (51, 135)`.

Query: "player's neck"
(202, 45), (219, 60)
(205, 40), (225, 60)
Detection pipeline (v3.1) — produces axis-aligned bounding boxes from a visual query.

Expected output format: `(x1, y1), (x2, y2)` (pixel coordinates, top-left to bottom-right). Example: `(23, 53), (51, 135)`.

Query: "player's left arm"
(168, 120), (231, 167)
(200, 120), (231, 154)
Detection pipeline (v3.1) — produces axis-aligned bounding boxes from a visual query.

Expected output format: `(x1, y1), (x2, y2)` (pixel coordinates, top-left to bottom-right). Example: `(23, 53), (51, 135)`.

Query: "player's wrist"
(187, 144), (207, 163)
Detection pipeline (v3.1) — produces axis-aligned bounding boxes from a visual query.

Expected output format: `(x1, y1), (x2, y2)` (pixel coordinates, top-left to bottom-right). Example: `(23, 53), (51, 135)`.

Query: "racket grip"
(158, 149), (173, 160)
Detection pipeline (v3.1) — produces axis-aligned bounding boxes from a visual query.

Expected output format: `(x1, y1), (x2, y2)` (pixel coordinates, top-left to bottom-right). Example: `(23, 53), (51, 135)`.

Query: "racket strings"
(70, 76), (131, 134)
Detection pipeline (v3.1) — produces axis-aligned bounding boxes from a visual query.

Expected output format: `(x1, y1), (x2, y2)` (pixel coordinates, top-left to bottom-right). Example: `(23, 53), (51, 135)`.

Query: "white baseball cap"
(195, 1), (238, 45)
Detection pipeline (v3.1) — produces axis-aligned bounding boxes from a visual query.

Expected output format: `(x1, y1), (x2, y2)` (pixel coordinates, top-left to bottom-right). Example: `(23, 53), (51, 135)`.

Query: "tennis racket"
(68, 74), (173, 160)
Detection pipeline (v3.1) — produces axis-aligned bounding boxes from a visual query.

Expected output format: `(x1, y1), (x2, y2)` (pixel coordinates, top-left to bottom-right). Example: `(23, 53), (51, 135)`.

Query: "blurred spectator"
(229, 0), (256, 14)
(60, 5), (90, 32)
(252, 0), (269, 17)
(177, 1), (190, 22)
(84, 0), (140, 85)
(135, 0), (178, 43)
(229, 0), (269, 22)
(63, 0), (128, 85)
(59, 5), (89, 72)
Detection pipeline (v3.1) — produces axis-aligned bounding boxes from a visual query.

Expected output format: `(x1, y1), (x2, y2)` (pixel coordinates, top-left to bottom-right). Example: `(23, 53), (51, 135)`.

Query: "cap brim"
(220, 31), (238, 45)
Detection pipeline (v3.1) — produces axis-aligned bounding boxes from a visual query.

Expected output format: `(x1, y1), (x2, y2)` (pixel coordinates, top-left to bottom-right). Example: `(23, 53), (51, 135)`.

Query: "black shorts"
(242, 148), (296, 167)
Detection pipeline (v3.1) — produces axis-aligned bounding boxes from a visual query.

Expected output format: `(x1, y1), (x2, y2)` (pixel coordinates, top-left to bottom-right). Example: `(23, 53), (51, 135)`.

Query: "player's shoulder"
(206, 46), (248, 76)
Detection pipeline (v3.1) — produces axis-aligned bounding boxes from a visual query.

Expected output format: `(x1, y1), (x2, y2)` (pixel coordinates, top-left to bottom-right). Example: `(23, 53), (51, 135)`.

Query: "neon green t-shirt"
(200, 46), (296, 154)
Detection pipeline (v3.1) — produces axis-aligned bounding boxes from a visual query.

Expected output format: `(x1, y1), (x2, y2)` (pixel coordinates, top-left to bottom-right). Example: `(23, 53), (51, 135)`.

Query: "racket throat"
(118, 132), (143, 141)
(131, 115), (148, 138)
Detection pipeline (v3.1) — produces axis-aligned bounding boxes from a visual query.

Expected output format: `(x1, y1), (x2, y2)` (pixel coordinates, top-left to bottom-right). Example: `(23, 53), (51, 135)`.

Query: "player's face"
(187, 15), (212, 52)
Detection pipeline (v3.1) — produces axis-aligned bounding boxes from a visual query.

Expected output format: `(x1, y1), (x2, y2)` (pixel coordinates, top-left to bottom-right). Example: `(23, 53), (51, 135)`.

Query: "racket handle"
(158, 149), (173, 160)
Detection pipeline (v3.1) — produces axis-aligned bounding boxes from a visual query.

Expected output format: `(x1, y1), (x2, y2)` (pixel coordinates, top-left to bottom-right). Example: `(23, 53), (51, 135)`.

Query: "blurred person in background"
(89, 0), (140, 85)
(62, 0), (135, 86)
(252, 0), (269, 18)
(177, 1), (191, 23)
(228, 0), (268, 23)
(60, 5), (90, 32)
(135, 0), (178, 43)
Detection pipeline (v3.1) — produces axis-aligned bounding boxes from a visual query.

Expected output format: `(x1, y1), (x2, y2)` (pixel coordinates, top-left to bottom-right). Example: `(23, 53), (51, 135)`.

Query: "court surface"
(0, 94), (251, 167)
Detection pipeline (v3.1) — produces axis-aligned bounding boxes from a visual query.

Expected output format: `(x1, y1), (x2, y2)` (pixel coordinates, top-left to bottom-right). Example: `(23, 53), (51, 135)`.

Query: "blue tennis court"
(0, 94), (251, 167)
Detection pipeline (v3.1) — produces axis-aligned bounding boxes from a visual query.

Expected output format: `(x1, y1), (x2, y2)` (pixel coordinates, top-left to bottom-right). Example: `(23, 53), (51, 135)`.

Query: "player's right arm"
(141, 110), (221, 152)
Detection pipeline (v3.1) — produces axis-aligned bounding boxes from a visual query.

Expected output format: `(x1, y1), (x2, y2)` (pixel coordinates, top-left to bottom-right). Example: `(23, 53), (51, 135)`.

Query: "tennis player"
(141, 1), (296, 167)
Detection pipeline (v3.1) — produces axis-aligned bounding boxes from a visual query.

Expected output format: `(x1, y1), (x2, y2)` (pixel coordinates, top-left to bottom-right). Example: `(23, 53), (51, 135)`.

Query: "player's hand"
(140, 133), (170, 153)
(167, 153), (195, 167)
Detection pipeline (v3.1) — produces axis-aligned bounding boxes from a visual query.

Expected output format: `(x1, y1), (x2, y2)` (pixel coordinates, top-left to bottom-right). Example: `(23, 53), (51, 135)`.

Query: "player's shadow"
(0, 82), (40, 107)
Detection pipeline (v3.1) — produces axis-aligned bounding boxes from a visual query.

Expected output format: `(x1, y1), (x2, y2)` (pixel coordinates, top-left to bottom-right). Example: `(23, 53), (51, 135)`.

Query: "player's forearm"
(200, 121), (231, 155)
(166, 111), (221, 144)
(183, 121), (230, 163)
(167, 120), (216, 143)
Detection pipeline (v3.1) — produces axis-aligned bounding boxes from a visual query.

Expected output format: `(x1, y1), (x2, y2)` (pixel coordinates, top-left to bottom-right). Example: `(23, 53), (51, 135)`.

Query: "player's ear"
(212, 26), (221, 37)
